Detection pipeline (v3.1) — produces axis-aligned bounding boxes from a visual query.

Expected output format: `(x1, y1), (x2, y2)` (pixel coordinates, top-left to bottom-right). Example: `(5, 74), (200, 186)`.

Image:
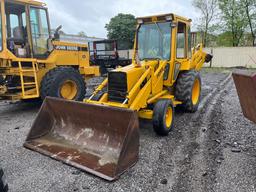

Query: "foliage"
(216, 31), (234, 46)
(241, 0), (256, 46)
(193, 0), (256, 47)
(192, 0), (219, 47)
(219, 0), (248, 46)
(105, 13), (137, 49)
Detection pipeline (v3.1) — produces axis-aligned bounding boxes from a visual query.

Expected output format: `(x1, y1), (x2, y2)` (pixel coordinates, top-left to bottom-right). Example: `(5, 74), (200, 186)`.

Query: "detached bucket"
(233, 70), (256, 123)
(24, 97), (139, 181)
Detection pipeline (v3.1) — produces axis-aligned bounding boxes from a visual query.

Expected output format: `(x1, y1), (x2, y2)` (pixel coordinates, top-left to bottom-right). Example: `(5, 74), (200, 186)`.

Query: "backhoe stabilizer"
(233, 70), (256, 123)
(24, 97), (140, 181)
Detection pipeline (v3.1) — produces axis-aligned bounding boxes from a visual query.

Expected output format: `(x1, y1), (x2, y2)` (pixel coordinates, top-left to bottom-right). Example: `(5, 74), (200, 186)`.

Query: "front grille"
(108, 72), (127, 103)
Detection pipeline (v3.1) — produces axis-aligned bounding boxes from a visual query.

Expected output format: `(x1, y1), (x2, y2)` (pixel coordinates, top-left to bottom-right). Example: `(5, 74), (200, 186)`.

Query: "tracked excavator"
(24, 13), (212, 181)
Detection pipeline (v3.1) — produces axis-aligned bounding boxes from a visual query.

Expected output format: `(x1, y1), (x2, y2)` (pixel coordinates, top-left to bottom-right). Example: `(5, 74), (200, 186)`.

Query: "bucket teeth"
(24, 97), (140, 180)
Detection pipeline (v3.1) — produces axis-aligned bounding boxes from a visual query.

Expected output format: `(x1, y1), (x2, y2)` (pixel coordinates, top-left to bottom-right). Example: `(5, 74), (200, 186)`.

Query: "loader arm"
(87, 60), (169, 111)
(130, 60), (168, 110)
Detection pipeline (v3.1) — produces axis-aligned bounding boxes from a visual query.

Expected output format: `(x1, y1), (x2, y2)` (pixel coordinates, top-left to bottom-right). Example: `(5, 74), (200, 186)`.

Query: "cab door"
(172, 21), (189, 82)
(29, 6), (51, 58)
(176, 22), (187, 60)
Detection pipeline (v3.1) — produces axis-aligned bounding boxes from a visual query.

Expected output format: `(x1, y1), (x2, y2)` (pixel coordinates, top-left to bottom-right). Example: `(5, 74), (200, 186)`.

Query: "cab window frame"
(28, 5), (51, 58)
(176, 21), (187, 59)
(188, 27), (192, 58)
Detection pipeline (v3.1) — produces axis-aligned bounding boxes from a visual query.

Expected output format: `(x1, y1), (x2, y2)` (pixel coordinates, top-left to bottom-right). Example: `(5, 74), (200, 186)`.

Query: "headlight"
(166, 15), (172, 21)
(137, 19), (143, 24)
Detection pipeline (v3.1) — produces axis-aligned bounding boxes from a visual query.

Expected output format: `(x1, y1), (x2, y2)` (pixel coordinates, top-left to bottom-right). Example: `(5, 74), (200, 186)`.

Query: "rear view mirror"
(54, 25), (62, 40)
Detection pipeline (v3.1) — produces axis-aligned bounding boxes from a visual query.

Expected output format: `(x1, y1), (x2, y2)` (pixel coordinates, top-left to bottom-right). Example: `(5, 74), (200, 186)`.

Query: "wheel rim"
(192, 78), (200, 105)
(60, 80), (78, 100)
(165, 107), (173, 128)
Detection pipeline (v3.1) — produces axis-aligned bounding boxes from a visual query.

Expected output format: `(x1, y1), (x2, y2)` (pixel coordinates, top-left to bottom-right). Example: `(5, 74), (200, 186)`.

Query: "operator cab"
(3, 1), (51, 58)
(136, 14), (192, 62)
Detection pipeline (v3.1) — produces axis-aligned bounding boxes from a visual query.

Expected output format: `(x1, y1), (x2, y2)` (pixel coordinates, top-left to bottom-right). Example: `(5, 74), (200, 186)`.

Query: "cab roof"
(7, 0), (46, 7)
(136, 13), (191, 23)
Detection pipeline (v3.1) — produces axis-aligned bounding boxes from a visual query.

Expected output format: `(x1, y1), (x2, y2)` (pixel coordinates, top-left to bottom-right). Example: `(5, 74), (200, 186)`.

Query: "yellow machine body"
(86, 13), (209, 119)
(24, 13), (212, 180)
(0, 0), (99, 100)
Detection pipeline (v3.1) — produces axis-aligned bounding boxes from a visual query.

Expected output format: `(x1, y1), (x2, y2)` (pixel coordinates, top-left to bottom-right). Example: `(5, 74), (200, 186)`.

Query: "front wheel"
(153, 99), (175, 136)
(40, 67), (86, 101)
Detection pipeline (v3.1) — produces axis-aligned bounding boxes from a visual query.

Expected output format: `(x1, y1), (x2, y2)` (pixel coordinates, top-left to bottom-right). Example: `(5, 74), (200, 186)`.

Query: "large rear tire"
(0, 167), (8, 192)
(153, 99), (174, 136)
(40, 67), (86, 101)
(175, 70), (201, 112)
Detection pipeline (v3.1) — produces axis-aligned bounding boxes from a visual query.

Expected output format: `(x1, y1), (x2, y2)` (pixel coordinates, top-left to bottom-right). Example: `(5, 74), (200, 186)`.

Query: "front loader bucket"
(233, 70), (256, 123)
(24, 97), (139, 181)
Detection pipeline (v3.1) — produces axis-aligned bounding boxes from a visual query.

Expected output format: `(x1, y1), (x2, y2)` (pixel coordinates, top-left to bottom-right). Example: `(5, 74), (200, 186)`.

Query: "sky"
(44, 0), (199, 38)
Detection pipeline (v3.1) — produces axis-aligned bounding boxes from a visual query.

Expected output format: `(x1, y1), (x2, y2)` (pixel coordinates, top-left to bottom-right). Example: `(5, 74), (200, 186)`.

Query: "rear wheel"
(0, 167), (8, 192)
(153, 99), (174, 136)
(40, 67), (86, 101)
(175, 70), (201, 112)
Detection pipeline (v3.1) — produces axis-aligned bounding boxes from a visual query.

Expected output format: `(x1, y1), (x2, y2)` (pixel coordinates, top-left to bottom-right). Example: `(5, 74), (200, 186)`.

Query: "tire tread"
(40, 67), (86, 101)
(175, 70), (201, 112)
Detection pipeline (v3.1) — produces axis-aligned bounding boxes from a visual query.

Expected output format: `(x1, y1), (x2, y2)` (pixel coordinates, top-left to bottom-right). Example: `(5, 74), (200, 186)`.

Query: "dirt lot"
(1, 69), (256, 192)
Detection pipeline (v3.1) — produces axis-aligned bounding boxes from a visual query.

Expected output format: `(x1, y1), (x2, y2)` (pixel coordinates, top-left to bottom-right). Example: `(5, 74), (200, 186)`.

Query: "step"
(21, 69), (35, 73)
(23, 82), (36, 86)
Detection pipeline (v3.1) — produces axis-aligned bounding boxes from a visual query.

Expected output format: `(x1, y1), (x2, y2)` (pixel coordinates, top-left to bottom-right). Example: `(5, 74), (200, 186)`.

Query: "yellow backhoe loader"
(0, 0), (100, 101)
(24, 13), (212, 181)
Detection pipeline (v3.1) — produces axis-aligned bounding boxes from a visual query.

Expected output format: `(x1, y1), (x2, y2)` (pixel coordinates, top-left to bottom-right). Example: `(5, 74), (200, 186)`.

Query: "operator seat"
(7, 26), (26, 53)
(11, 26), (25, 45)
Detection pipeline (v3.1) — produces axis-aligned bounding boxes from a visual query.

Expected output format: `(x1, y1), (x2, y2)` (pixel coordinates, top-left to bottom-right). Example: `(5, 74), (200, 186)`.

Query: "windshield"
(137, 22), (171, 60)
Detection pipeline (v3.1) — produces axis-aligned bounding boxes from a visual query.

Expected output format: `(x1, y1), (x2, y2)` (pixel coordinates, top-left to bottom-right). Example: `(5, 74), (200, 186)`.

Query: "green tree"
(192, 0), (219, 47)
(241, 0), (256, 46)
(216, 31), (234, 46)
(105, 13), (136, 49)
(219, 0), (248, 46)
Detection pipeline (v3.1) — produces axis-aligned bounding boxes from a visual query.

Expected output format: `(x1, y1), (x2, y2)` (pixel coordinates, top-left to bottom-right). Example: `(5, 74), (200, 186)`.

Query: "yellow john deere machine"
(0, 0), (99, 101)
(24, 13), (212, 180)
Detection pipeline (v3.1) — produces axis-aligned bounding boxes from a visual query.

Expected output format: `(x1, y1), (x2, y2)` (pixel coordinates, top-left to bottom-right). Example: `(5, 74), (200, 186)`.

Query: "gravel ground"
(0, 69), (256, 192)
